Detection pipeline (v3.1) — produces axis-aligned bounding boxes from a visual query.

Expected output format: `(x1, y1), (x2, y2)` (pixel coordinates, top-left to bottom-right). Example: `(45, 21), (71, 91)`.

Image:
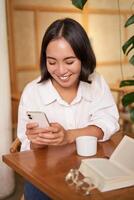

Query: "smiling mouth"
(58, 75), (71, 81)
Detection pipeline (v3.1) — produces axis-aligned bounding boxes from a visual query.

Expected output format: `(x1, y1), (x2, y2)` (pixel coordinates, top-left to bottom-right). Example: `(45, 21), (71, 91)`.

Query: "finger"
(35, 137), (62, 145)
(26, 127), (50, 136)
(27, 135), (37, 140)
(26, 129), (39, 136)
(26, 122), (38, 129)
(46, 126), (59, 133)
(38, 132), (59, 139)
(37, 133), (62, 142)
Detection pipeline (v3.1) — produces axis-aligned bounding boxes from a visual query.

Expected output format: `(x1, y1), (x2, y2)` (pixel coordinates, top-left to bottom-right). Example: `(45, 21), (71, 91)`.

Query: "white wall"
(0, 0), (15, 198)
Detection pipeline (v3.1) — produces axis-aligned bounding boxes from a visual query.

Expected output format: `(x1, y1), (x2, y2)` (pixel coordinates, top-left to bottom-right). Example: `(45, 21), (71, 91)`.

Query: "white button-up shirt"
(17, 72), (119, 151)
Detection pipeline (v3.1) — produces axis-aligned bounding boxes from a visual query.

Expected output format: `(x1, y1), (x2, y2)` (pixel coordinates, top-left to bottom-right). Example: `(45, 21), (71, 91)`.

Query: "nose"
(57, 63), (68, 75)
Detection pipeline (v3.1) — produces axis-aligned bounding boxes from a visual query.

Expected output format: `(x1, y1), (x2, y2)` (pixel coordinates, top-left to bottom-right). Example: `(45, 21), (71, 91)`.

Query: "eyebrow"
(46, 56), (76, 61)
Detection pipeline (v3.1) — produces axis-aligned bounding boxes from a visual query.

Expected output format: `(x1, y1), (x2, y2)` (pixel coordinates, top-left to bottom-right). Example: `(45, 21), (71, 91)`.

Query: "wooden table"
(2, 132), (134, 200)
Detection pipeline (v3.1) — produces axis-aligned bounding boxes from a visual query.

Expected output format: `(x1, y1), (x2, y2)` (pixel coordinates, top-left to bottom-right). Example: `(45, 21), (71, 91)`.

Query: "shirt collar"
(38, 79), (58, 105)
(37, 79), (93, 106)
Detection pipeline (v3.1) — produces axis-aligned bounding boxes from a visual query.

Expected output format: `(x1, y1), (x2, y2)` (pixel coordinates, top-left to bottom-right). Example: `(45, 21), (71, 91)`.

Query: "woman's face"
(46, 37), (81, 90)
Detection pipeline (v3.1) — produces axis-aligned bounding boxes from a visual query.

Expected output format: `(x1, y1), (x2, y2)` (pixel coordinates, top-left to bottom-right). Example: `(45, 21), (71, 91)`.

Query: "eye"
(47, 60), (56, 65)
(66, 61), (74, 65)
(48, 61), (56, 65)
(47, 58), (57, 65)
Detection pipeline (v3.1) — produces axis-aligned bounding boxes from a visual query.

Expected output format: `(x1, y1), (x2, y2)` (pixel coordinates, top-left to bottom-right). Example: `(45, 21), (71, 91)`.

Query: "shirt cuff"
(20, 138), (30, 151)
(87, 121), (119, 142)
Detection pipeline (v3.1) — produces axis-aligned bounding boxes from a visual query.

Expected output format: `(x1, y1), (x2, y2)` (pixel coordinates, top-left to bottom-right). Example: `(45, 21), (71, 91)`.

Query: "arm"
(67, 125), (104, 143)
(30, 123), (103, 146)
(88, 75), (120, 141)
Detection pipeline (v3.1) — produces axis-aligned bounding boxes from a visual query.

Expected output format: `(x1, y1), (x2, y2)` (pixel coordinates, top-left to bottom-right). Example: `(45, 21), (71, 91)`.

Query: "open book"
(79, 135), (134, 192)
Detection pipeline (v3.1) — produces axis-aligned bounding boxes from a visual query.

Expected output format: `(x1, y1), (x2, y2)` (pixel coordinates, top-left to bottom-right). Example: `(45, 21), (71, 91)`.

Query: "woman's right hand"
(26, 122), (47, 149)
(26, 122), (39, 141)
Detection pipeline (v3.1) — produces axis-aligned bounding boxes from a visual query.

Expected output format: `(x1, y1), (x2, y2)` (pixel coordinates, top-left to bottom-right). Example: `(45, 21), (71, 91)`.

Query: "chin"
(60, 81), (77, 89)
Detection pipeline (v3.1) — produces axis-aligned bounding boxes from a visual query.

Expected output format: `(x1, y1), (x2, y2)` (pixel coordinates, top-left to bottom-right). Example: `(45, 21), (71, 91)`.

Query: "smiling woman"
(17, 18), (119, 200)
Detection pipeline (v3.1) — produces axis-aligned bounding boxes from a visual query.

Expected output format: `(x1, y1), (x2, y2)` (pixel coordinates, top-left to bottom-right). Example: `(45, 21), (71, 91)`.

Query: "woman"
(17, 18), (119, 200)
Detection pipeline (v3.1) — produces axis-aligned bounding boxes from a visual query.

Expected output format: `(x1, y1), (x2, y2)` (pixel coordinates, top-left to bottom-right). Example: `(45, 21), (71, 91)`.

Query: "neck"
(51, 79), (79, 104)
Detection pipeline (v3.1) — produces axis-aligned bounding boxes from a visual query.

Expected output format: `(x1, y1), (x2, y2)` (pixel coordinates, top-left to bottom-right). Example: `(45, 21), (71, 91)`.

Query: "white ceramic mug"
(76, 136), (97, 156)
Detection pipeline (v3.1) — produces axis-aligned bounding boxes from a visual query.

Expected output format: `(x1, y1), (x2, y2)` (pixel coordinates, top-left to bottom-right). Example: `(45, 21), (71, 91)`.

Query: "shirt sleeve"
(17, 90), (31, 151)
(87, 75), (120, 141)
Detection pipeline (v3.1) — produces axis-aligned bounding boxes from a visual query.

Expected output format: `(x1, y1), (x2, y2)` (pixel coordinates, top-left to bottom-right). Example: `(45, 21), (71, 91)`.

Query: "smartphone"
(26, 111), (50, 128)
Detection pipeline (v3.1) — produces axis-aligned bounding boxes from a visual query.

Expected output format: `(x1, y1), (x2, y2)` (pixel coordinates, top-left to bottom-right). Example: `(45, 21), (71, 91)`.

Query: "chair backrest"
(10, 138), (21, 153)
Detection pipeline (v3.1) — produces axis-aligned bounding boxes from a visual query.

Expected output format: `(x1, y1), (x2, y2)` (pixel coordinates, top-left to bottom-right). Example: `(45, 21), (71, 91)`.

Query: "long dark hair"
(39, 18), (96, 83)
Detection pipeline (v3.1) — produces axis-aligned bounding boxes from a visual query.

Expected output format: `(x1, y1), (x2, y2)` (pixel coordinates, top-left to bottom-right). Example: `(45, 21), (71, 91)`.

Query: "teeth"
(59, 76), (69, 80)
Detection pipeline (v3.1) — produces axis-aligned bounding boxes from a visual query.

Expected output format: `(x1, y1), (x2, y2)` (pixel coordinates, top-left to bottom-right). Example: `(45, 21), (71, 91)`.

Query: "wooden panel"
(88, 14), (125, 62)
(6, 0), (17, 93)
(97, 65), (123, 84)
(13, 0), (76, 8)
(88, 0), (118, 9)
(11, 93), (20, 130)
(88, 0), (134, 9)
(118, 0), (134, 9)
(121, 64), (134, 79)
(14, 11), (36, 67)
(17, 71), (40, 92)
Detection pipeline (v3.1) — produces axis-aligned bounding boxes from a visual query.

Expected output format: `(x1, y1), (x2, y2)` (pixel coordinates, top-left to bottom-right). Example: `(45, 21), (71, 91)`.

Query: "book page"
(82, 158), (130, 180)
(110, 136), (134, 173)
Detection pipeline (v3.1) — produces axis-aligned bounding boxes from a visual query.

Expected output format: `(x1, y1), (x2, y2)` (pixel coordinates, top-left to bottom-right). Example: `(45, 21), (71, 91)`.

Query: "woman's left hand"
(34, 122), (68, 146)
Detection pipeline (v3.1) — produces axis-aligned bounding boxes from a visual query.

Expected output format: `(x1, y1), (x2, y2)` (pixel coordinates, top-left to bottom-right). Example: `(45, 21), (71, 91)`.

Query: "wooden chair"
(10, 137), (22, 153)
(10, 138), (24, 200)
(110, 82), (134, 133)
